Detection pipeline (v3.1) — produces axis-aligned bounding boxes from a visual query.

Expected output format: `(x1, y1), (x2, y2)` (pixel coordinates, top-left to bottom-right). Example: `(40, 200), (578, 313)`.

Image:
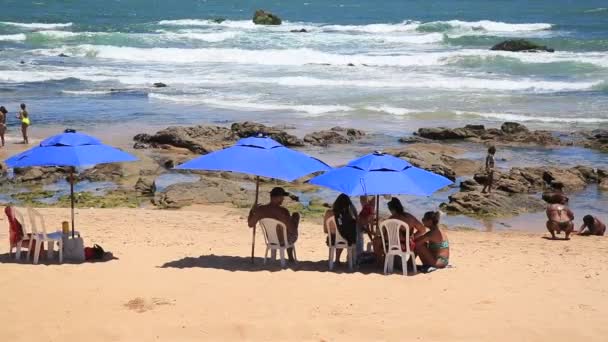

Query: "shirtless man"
(578, 215), (606, 236)
(546, 195), (575, 240)
(248, 187), (300, 261)
(0, 106), (7, 147)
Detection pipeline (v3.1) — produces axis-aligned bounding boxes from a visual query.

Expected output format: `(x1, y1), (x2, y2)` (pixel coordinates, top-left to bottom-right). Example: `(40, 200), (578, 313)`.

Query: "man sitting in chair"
(248, 187), (300, 261)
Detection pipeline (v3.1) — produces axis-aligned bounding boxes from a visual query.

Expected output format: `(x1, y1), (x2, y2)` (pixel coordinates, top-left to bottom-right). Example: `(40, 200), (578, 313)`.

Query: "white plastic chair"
(28, 207), (63, 264)
(325, 216), (355, 271)
(380, 219), (417, 276)
(8, 207), (35, 261)
(258, 218), (297, 268)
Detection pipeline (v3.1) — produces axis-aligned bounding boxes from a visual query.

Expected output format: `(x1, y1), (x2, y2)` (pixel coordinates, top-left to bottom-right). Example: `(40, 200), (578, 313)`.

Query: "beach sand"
(1, 205), (607, 341)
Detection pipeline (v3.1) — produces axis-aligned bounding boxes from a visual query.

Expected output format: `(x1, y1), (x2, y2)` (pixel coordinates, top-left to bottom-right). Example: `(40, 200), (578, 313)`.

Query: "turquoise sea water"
(0, 0), (607, 131)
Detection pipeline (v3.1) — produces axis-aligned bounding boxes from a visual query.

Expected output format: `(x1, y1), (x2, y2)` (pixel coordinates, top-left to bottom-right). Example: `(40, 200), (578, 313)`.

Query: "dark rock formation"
(133, 126), (237, 154)
(491, 39), (554, 53)
(154, 176), (254, 208)
(13, 167), (69, 184)
(415, 122), (560, 146)
(388, 144), (482, 180)
(440, 191), (546, 217)
(153, 82), (167, 88)
(230, 121), (304, 147)
(303, 127), (365, 146)
(210, 18), (226, 24)
(290, 28), (308, 33)
(252, 10), (282, 25)
(57, 53), (69, 58)
(135, 177), (156, 195)
(79, 164), (124, 182)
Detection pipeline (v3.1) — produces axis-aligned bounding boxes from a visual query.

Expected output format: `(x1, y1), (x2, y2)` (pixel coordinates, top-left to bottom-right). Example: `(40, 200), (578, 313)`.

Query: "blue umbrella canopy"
(4, 129), (138, 236)
(308, 152), (453, 196)
(176, 136), (331, 181)
(5, 130), (137, 168)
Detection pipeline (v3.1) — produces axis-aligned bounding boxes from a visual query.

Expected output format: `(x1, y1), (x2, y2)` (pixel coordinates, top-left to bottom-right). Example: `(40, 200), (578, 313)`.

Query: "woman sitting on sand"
(323, 194), (358, 263)
(414, 211), (450, 268)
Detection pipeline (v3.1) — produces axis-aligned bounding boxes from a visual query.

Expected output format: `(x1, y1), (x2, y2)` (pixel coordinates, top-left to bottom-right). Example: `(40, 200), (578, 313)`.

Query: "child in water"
(17, 103), (30, 144)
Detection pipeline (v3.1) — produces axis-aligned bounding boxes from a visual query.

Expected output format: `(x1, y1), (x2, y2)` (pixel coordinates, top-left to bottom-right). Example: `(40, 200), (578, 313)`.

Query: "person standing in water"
(0, 106), (7, 147)
(482, 146), (496, 194)
(17, 103), (30, 144)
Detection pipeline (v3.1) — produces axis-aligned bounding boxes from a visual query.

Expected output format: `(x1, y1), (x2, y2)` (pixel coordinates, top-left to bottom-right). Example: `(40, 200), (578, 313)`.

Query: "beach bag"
(84, 244), (105, 261)
(64, 236), (85, 262)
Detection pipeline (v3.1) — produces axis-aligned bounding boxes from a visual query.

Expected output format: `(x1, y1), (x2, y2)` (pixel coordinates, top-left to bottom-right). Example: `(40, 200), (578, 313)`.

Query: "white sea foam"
(61, 90), (114, 95)
(148, 93), (352, 115)
(161, 31), (239, 43)
(36, 30), (79, 38)
(584, 7), (608, 13)
(432, 20), (552, 32)
(321, 21), (420, 33)
(455, 111), (608, 123)
(0, 21), (72, 29)
(0, 33), (26, 41)
(364, 106), (418, 115)
(378, 33), (444, 44)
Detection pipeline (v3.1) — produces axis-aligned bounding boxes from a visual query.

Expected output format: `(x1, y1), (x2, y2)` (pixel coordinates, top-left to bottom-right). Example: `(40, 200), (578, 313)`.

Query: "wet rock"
(579, 129), (608, 152)
(440, 191), (546, 217)
(154, 176), (253, 208)
(252, 9), (282, 25)
(491, 39), (554, 53)
(153, 82), (167, 88)
(388, 144), (482, 180)
(600, 179), (608, 191)
(230, 121), (304, 146)
(135, 177), (156, 195)
(13, 167), (69, 184)
(211, 18), (226, 24)
(415, 122), (560, 146)
(303, 127), (365, 146)
(133, 126), (237, 154)
(57, 53), (69, 58)
(347, 63), (355, 67)
(79, 163), (124, 182)
(290, 28), (308, 33)
(398, 136), (432, 144)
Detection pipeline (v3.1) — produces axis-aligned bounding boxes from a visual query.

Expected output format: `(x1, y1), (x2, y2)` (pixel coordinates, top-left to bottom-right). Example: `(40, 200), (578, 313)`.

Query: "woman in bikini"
(323, 194), (358, 264)
(0, 106), (7, 147)
(546, 195), (574, 240)
(17, 103), (30, 144)
(414, 211), (450, 268)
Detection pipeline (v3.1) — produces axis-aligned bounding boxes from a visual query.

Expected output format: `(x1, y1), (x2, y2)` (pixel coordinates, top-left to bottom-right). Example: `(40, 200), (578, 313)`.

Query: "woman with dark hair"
(386, 197), (426, 255)
(415, 211), (450, 268)
(323, 194), (358, 263)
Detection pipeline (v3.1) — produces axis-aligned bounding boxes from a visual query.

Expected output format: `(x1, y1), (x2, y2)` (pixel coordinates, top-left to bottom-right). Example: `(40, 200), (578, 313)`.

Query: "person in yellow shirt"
(17, 103), (30, 144)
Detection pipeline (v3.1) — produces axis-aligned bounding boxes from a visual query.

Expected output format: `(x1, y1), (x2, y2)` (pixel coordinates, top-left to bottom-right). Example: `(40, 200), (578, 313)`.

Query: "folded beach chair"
(258, 218), (297, 268)
(6, 206), (35, 261)
(325, 216), (355, 271)
(380, 219), (417, 276)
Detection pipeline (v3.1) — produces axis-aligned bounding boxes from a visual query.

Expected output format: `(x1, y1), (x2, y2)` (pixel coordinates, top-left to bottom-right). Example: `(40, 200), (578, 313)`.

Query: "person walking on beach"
(248, 187), (300, 262)
(546, 195), (575, 240)
(17, 103), (30, 144)
(0, 106), (7, 147)
(578, 215), (605, 236)
(482, 146), (496, 194)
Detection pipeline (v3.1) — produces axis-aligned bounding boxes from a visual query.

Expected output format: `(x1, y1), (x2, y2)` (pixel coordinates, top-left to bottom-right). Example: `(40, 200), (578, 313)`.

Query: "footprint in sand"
(124, 297), (174, 313)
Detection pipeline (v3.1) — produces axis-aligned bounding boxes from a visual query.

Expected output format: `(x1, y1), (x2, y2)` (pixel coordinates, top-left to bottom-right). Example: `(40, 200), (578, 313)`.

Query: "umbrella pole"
(251, 176), (260, 264)
(70, 167), (75, 238)
(375, 195), (380, 234)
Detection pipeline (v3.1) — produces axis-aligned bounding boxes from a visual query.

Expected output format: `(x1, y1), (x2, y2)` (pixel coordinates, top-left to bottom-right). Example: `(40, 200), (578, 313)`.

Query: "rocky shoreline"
(1, 121), (606, 223)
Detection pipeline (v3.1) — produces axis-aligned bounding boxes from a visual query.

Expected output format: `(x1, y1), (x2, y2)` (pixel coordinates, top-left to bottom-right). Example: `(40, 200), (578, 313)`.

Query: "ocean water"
(1, 0), (607, 230)
(0, 0), (607, 132)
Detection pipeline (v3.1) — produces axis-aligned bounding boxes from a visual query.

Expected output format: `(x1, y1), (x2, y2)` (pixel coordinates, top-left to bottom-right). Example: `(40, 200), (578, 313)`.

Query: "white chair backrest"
(27, 207), (48, 239)
(324, 216), (349, 247)
(259, 218), (288, 247)
(380, 219), (411, 254)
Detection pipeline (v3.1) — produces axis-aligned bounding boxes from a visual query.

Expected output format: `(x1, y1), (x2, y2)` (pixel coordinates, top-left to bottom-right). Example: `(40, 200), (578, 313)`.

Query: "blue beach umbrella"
(5, 129), (138, 236)
(309, 152), (453, 228)
(176, 136), (331, 261)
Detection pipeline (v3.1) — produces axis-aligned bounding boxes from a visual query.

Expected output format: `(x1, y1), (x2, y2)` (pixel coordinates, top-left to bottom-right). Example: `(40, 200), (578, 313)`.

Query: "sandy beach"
(1, 205), (607, 341)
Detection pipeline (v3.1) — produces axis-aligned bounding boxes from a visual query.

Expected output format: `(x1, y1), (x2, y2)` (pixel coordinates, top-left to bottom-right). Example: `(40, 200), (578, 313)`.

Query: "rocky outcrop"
(415, 122), (560, 146)
(153, 82), (167, 88)
(210, 18), (226, 24)
(135, 177), (156, 195)
(303, 127), (365, 146)
(252, 10), (282, 25)
(578, 129), (608, 152)
(154, 176), (254, 208)
(133, 125), (237, 154)
(290, 28), (308, 33)
(230, 122), (304, 147)
(441, 165), (601, 217)
(13, 167), (69, 184)
(440, 191), (546, 217)
(79, 164), (124, 182)
(389, 145), (481, 181)
(491, 39), (554, 53)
